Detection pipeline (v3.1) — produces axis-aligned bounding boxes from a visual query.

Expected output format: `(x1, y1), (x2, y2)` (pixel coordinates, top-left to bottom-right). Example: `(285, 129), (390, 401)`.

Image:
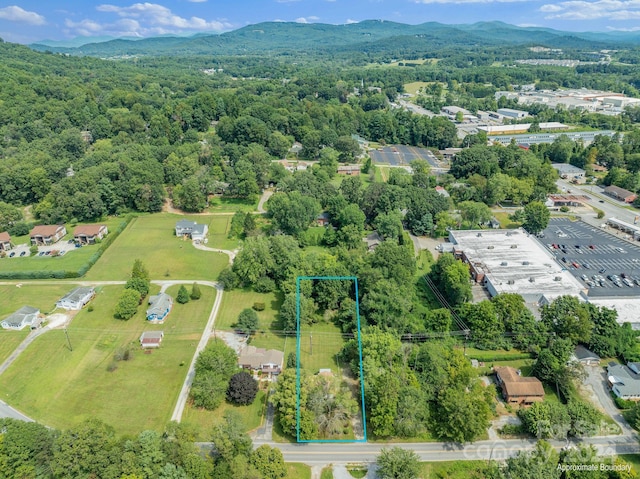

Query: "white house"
(56, 287), (95, 310)
(1, 306), (40, 330)
(175, 220), (208, 242)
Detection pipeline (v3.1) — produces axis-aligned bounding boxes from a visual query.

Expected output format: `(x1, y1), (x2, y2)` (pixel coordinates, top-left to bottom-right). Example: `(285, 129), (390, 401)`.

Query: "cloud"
(65, 3), (232, 37)
(541, 0), (640, 19)
(607, 25), (640, 29)
(0, 6), (46, 25)
(345, 19), (359, 24)
(295, 16), (320, 23)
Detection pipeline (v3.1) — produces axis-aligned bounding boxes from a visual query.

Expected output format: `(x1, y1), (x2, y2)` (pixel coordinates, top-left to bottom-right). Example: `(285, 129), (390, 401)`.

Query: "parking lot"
(2, 240), (78, 259)
(538, 218), (640, 297)
(370, 144), (440, 169)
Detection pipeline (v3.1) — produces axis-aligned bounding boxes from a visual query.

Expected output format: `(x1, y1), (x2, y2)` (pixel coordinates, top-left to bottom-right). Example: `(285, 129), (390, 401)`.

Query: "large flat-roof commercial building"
(448, 229), (586, 304)
(488, 130), (615, 147)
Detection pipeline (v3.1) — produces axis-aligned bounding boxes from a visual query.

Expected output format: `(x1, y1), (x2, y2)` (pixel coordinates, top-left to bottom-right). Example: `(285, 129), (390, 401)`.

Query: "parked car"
(9, 252), (15, 257)
(583, 263), (591, 269)
(561, 257), (567, 263)
(38, 251), (45, 256)
(599, 268), (606, 274)
(589, 244), (595, 249)
(59, 251), (66, 256)
(19, 251), (25, 256)
(581, 274), (589, 281)
(572, 262), (580, 268)
(44, 251), (50, 256)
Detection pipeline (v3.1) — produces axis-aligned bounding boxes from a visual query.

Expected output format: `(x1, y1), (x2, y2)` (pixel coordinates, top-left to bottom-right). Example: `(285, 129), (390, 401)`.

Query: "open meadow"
(0, 283), (215, 435)
(84, 214), (232, 281)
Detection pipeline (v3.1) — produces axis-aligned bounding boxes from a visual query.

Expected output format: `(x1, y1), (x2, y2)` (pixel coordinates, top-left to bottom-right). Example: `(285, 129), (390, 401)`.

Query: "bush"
(613, 393), (635, 410)
(253, 302), (265, 311)
(8, 221), (29, 236)
(236, 308), (258, 334)
(254, 276), (276, 293)
(560, 206), (570, 213)
(218, 268), (240, 289)
(114, 289), (141, 320)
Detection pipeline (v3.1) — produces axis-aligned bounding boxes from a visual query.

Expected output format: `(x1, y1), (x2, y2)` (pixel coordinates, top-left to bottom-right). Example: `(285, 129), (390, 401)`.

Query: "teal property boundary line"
(295, 275), (367, 443)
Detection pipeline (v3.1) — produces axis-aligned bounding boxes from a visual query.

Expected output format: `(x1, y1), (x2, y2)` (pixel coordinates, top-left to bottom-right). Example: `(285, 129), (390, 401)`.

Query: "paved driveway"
(582, 364), (635, 436)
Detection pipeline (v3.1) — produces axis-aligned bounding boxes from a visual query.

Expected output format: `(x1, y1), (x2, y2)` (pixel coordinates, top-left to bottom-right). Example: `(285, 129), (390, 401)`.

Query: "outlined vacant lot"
(296, 276), (367, 443)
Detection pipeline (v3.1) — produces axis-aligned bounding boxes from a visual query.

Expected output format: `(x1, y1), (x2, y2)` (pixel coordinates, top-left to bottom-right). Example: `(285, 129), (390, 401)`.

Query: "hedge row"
(0, 215), (135, 280)
(466, 352), (533, 362)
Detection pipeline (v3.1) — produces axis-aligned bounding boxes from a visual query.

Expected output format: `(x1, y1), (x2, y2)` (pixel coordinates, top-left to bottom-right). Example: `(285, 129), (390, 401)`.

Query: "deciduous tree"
(227, 372), (259, 405)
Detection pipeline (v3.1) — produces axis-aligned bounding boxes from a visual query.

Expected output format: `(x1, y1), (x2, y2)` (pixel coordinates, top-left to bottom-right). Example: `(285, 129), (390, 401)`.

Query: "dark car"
(599, 268), (606, 274)
(561, 257), (567, 263)
(599, 200), (604, 203)
(621, 273), (628, 279)
(575, 245), (581, 248)
(19, 251), (25, 256)
(9, 252), (15, 257)
(38, 251), (45, 256)
(589, 245), (595, 249)
(583, 263), (591, 269)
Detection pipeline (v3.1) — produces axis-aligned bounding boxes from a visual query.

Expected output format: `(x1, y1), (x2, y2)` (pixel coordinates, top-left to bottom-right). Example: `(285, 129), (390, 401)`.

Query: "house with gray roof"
(146, 293), (173, 323)
(573, 345), (600, 366)
(56, 287), (95, 310)
(1, 306), (40, 330)
(175, 220), (208, 242)
(608, 363), (640, 401)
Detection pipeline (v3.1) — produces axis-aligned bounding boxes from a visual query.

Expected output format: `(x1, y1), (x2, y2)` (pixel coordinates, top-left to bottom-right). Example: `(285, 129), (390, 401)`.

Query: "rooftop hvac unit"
(501, 261), (508, 266)
(522, 261), (530, 265)
(507, 280), (515, 285)
(477, 233), (482, 237)
(506, 232), (512, 236)
(487, 245), (494, 249)
(511, 244), (518, 248)
(554, 276), (561, 281)
(529, 277), (536, 282)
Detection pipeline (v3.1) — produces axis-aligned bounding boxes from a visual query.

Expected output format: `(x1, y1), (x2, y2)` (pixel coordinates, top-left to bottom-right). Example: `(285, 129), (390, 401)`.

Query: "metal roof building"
(449, 229), (586, 304)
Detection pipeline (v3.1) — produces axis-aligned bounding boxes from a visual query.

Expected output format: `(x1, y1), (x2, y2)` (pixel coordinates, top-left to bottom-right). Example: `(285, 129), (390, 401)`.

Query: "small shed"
(140, 331), (164, 349)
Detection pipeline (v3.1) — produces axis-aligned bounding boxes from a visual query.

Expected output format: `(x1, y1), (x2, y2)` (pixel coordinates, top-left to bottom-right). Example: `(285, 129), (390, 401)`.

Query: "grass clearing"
(420, 460), (492, 478)
(298, 321), (346, 373)
(284, 463), (311, 479)
(403, 81), (430, 94)
(0, 284), (74, 317)
(620, 455), (640, 473)
(320, 466), (334, 479)
(207, 196), (259, 213)
(493, 212), (521, 229)
(84, 214), (230, 281)
(0, 284), (215, 435)
(182, 389), (268, 441)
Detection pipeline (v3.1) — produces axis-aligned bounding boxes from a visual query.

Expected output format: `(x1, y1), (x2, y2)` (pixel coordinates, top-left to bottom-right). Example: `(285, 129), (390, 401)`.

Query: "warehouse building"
(448, 229), (586, 305)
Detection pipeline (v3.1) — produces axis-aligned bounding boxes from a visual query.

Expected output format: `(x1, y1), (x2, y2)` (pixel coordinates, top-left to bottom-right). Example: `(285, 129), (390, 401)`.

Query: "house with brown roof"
(0, 232), (11, 251)
(139, 331), (164, 349)
(337, 165), (361, 176)
(238, 346), (284, 376)
(494, 366), (545, 405)
(30, 225), (67, 245)
(73, 224), (108, 244)
(604, 185), (637, 203)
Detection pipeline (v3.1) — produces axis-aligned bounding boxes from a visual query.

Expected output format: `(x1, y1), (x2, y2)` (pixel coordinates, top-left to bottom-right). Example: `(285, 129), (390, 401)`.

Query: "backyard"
(0, 283), (216, 435)
(84, 214), (232, 281)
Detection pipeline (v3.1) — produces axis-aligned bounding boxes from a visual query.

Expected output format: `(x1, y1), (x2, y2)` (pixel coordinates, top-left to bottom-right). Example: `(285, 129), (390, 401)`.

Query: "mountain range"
(28, 20), (640, 58)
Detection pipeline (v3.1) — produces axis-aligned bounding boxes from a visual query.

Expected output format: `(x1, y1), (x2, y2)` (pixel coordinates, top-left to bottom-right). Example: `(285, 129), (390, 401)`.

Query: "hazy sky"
(1, 0), (639, 44)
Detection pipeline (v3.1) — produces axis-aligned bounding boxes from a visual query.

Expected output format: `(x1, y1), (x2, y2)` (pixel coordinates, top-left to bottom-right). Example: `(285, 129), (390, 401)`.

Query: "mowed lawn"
(0, 284), (215, 435)
(84, 214), (232, 281)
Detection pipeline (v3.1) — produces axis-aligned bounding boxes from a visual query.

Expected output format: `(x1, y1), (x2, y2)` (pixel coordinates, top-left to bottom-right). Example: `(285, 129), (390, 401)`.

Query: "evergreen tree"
(176, 285), (190, 304)
(190, 282), (202, 300)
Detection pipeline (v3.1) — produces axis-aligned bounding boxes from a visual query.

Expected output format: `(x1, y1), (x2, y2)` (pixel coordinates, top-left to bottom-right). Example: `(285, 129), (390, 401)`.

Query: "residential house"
(30, 225), (67, 245)
(1, 306), (40, 330)
(73, 224), (108, 244)
(316, 212), (330, 227)
(337, 165), (361, 176)
(175, 220), (208, 242)
(494, 366), (545, 405)
(435, 186), (450, 198)
(56, 287), (95, 310)
(572, 345), (600, 366)
(0, 232), (11, 251)
(139, 331), (164, 349)
(238, 346), (284, 375)
(146, 293), (173, 323)
(363, 231), (382, 252)
(604, 185), (637, 204)
(608, 363), (640, 401)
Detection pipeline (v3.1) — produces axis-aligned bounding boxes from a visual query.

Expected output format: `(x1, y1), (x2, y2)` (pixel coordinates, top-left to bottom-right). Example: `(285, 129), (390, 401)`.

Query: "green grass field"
(284, 463), (311, 479)
(403, 81), (431, 94)
(492, 212), (521, 229)
(420, 460), (492, 478)
(84, 214), (231, 281)
(0, 284), (215, 434)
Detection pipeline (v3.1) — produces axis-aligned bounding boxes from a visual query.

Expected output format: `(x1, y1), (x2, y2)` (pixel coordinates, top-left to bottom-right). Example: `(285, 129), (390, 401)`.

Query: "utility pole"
(64, 327), (73, 352)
